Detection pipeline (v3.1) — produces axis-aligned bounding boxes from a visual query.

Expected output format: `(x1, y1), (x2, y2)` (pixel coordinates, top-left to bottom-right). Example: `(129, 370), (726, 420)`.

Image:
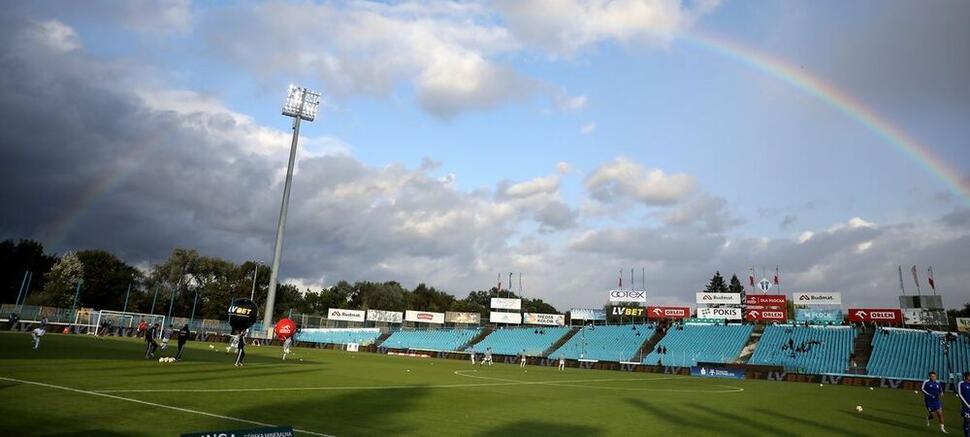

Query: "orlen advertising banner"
(697, 307), (742, 320)
(696, 293), (741, 305)
(796, 309), (843, 324)
(793, 292), (842, 305)
(570, 308), (607, 321)
(609, 289), (646, 303)
(847, 308), (902, 324)
(405, 310), (445, 324)
(445, 311), (481, 324)
(690, 366), (745, 379)
(611, 306), (645, 317)
(744, 309), (787, 322)
(647, 306), (691, 320)
(489, 311), (522, 324)
(490, 298), (522, 310)
(366, 309), (403, 324)
(523, 313), (565, 326)
(745, 295), (787, 307)
(328, 308), (365, 322)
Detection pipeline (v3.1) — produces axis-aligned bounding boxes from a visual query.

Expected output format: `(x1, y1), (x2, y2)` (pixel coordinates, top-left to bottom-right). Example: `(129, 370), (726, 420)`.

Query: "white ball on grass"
(855, 405), (863, 412)
(209, 345), (214, 349)
(819, 384), (823, 387)
(869, 387), (874, 390)
(158, 358), (164, 362)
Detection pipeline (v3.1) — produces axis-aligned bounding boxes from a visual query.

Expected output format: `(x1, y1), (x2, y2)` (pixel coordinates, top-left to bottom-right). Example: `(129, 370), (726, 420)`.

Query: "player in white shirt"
(282, 337), (293, 360)
(226, 332), (240, 353)
(469, 347), (477, 366)
(31, 326), (46, 349)
(484, 347), (493, 366)
(558, 355), (566, 371)
(519, 349), (527, 368)
(160, 325), (173, 350)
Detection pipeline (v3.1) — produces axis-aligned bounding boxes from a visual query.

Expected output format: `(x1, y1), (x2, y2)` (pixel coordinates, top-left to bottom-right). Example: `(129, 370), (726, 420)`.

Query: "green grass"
(0, 331), (958, 436)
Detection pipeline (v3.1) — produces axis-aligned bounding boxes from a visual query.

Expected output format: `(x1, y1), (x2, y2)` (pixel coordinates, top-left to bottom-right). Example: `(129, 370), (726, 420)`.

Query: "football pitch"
(0, 332), (954, 436)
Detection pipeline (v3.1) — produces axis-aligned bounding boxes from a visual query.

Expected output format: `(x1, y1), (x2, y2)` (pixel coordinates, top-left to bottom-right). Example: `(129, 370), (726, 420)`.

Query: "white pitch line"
(452, 370), (745, 393)
(0, 376), (333, 437)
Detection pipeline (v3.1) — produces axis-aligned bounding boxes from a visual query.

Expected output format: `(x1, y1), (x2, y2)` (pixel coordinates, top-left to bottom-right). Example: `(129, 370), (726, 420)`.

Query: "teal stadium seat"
(748, 325), (855, 374)
(295, 328), (382, 345)
(867, 328), (970, 380)
(472, 326), (570, 356)
(551, 324), (653, 362)
(380, 328), (480, 352)
(642, 324), (753, 367)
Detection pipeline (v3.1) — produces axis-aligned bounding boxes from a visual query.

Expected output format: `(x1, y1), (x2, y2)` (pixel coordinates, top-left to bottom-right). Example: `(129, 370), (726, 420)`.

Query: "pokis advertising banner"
(445, 311), (481, 324)
(744, 309), (787, 322)
(490, 298), (522, 310)
(570, 308), (607, 321)
(366, 309), (404, 324)
(523, 313), (565, 326)
(744, 295), (787, 307)
(847, 308), (902, 323)
(696, 293), (741, 305)
(795, 309), (843, 324)
(609, 289), (646, 303)
(696, 307), (742, 320)
(489, 311), (522, 324)
(405, 310), (445, 324)
(647, 306), (691, 319)
(328, 308), (366, 322)
(793, 292), (842, 305)
(690, 366), (745, 379)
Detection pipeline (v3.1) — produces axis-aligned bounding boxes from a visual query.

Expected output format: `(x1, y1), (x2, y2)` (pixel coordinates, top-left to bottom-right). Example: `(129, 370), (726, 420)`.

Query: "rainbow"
(686, 32), (969, 203)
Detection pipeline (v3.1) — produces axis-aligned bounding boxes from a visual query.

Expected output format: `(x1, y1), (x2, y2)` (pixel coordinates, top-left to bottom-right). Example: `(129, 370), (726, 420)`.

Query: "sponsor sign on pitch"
(490, 298), (522, 310)
(647, 306), (690, 319)
(405, 310), (445, 324)
(847, 308), (902, 323)
(745, 294), (787, 307)
(570, 308), (607, 321)
(609, 289), (646, 303)
(490, 311), (522, 324)
(795, 309), (843, 324)
(696, 293), (741, 305)
(523, 313), (565, 326)
(690, 366), (745, 380)
(696, 307), (742, 320)
(793, 292), (842, 305)
(366, 309), (404, 323)
(328, 308), (366, 322)
(744, 309), (787, 322)
(445, 311), (481, 324)
(611, 306), (645, 317)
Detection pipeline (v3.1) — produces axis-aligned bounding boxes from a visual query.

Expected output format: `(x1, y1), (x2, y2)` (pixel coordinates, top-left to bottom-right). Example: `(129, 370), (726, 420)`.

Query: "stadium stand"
(295, 328), (382, 346)
(867, 328), (970, 380)
(380, 328), (480, 351)
(471, 326), (570, 356)
(748, 325), (855, 374)
(551, 324), (653, 362)
(642, 323), (753, 367)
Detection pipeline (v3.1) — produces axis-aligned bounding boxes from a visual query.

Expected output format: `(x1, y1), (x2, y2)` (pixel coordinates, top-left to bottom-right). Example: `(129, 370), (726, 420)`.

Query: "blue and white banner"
(690, 366), (745, 379)
(570, 308), (606, 321)
(795, 309), (843, 324)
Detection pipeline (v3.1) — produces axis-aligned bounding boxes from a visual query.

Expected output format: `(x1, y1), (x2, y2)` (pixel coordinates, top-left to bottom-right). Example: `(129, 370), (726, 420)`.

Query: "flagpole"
(898, 266), (906, 296)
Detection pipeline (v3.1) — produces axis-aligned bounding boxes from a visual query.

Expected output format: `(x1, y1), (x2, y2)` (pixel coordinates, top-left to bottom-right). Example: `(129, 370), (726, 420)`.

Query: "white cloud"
(585, 157), (695, 205)
(580, 121), (597, 135)
(29, 20), (81, 52)
(555, 94), (587, 111)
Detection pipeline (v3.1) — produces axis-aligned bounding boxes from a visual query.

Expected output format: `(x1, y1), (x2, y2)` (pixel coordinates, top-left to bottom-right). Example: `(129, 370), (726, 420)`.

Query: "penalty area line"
(0, 376), (333, 437)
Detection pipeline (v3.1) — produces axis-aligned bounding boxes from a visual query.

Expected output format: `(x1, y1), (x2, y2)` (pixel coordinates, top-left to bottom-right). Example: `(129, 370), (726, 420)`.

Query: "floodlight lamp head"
(281, 85), (321, 122)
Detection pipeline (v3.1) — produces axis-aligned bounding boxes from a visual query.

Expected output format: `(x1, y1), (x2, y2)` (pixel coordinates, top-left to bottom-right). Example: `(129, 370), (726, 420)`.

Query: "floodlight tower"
(264, 85), (321, 330)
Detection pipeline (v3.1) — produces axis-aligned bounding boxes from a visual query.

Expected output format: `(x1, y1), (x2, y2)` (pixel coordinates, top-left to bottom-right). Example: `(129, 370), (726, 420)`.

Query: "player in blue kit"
(923, 371), (948, 433)
(958, 372), (970, 437)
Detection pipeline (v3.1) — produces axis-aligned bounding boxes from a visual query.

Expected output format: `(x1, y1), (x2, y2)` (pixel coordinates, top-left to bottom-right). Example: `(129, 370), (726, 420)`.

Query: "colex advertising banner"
(609, 289), (646, 303)
(646, 306), (691, 320)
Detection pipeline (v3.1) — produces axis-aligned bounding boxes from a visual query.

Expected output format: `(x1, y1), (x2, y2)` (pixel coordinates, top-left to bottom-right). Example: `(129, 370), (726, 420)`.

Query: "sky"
(1, 0), (968, 310)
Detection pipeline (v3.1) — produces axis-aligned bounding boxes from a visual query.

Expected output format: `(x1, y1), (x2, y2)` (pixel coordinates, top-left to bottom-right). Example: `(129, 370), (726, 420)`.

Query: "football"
(855, 406), (863, 412)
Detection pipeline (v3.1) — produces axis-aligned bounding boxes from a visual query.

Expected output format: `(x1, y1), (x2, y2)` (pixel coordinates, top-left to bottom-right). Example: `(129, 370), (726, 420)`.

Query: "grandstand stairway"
(631, 328), (666, 362)
(851, 327), (875, 373)
(463, 327), (494, 350)
(737, 324), (765, 364)
(375, 331), (393, 346)
(542, 327), (579, 357)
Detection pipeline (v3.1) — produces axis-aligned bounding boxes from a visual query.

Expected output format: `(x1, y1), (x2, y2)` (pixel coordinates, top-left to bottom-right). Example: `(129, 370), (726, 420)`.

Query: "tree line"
(0, 239), (558, 320)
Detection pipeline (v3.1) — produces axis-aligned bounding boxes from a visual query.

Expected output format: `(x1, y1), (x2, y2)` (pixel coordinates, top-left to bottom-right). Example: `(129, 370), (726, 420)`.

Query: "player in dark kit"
(144, 323), (160, 359)
(923, 371), (947, 433)
(174, 324), (190, 361)
(958, 372), (970, 437)
(233, 329), (246, 367)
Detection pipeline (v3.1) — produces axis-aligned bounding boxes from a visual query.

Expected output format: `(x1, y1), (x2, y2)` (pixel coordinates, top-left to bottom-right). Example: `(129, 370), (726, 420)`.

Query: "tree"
(0, 239), (56, 305)
(36, 251), (84, 308)
(703, 271), (729, 294)
(728, 274), (744, 294)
